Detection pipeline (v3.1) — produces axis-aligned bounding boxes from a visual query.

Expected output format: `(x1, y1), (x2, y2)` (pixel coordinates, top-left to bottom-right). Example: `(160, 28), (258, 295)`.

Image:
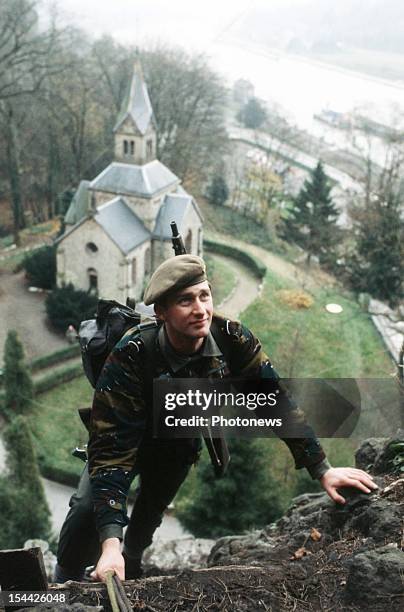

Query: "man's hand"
(320, 467), (378, 504)
(90, 537), (125, 582)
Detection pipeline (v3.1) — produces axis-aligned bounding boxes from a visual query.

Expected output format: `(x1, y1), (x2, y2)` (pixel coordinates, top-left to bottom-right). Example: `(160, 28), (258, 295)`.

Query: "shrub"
(0, 416), (52, 548)
(176, 439), (282, 538)
(3, 330), (33, 417)
(204, 239), (266, 279)
(34, 363), (84, 395)
(23, 245), (56, 289)
(206, 175), (229, 206)
(30, 344), (81, 372)
(46, 283), (98, 333)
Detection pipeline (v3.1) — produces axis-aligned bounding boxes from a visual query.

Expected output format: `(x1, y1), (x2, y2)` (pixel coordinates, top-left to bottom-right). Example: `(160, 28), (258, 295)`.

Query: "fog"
(52, 0), (404, 55)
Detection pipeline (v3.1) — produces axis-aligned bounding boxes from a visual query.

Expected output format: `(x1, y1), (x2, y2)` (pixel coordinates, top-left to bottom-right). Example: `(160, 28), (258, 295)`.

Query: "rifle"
(170, 221), (186, 256)
(169, 220), (230, 476)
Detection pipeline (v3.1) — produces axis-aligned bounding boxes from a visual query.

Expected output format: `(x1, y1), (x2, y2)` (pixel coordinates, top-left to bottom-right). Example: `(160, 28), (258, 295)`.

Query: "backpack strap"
(210, 315), (240, 369)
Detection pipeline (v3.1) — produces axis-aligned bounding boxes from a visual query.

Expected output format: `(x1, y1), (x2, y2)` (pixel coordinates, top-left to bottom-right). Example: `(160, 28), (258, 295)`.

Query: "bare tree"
(0, 0), (72, 244)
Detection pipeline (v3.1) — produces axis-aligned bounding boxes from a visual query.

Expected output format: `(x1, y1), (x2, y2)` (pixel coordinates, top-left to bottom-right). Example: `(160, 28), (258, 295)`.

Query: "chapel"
(56, 60), (203, 303)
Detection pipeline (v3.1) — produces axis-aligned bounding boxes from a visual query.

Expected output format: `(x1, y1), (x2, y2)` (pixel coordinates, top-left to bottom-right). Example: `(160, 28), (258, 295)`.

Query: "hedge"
(39, 461), (81, 488)
(30, 344), (81, 373)
(204, 239), (267, 279)
(33, 363), (84, 395)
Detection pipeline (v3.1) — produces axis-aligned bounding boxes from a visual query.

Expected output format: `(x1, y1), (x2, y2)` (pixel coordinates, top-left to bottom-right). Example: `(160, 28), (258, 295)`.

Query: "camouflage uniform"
(56, 314), (330, 576)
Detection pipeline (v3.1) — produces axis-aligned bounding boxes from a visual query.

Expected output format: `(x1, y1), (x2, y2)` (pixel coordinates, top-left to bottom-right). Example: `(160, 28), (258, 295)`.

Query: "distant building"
(56, 60), (203, 303)
(233, 79), (255, 106)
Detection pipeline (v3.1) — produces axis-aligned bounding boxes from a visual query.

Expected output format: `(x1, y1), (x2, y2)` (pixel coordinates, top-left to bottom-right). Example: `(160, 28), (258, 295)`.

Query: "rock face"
(345, 545), (404, 605)
(143, 537), (215, 570)
(45, 436), (404, 611)
(208, 436), (404, 611)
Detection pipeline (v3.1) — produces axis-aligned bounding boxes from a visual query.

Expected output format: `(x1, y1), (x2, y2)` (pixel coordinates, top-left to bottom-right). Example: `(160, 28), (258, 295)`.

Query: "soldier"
(54, 255), (377, 583)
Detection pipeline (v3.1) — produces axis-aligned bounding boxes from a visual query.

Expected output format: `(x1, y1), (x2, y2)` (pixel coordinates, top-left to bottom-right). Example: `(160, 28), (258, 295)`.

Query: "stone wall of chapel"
(182, 205), (203, 256)
(56, 219), (127, 302)
(123, 239), (152, 302)
(114, 119), (157, 165)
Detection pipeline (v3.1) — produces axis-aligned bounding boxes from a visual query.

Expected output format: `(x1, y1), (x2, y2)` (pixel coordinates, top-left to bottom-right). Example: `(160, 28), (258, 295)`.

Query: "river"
(209, 36), (404, 131)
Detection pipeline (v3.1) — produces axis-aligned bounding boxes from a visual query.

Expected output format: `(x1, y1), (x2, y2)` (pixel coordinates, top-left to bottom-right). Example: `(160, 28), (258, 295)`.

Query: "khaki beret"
(143, 255), (207, 306)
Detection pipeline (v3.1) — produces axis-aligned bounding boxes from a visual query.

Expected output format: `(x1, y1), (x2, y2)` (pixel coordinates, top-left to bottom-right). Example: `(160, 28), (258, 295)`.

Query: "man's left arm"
(227, 322), (378, 502)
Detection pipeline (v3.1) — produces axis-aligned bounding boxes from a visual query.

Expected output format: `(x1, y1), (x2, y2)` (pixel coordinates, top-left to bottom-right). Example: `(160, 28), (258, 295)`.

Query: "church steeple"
(113, 59), (157, 165)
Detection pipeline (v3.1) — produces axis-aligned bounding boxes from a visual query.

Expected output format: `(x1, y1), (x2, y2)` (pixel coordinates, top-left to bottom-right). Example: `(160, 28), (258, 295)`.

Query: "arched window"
(185, 229), (192, 253)
(144, 247), (151, 276)
(123, 140), (128, 155)
(87, 268), (98, 294)
(130, 141), (135, 155)
(132, 258), (137, 285)
(85, 242), (98, 254)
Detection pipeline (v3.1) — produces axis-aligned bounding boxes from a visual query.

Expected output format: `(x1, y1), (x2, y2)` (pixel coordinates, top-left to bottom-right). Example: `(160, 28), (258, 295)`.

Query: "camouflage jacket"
(88, 314), (330, 542)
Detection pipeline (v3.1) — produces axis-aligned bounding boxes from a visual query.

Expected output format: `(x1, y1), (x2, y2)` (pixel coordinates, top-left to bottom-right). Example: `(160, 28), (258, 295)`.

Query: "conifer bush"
(23, 245), (56, 289)
(3, 330), (34, 416)
(176, 439), (282, 537)
(45, 283), (97, 332)
(0, 416), (52, 548)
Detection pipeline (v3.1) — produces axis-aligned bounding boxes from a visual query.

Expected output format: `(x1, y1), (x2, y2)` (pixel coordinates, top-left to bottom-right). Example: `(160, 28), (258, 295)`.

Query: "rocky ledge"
(30, 436), (404, 611)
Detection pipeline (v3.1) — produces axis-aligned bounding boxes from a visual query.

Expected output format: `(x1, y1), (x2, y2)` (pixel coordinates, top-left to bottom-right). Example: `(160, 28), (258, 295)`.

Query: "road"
(228, 125), (363, 227)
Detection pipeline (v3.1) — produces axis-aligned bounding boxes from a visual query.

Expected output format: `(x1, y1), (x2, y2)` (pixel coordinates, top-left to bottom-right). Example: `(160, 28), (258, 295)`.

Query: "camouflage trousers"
(56, 439), (201, 576)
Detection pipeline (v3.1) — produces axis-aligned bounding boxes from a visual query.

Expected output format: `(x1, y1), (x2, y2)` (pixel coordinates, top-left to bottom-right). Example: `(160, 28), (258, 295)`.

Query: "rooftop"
(95, 197), (150, 254)
(90, 160), (179, 199)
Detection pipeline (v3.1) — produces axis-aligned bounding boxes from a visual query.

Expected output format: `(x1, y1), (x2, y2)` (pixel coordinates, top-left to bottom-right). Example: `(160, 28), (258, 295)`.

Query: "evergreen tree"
(176, 440), (282, 538)
(0, 416), (52, 548)
(46, 283), (98, 332)
(206, 175), (229, 206)
(23, 245), (56, 289)
(285, 161), (340, 265)
(237, 97), (267, 129)
(3, 329), (33, 416)
(347, 193), (404, 306)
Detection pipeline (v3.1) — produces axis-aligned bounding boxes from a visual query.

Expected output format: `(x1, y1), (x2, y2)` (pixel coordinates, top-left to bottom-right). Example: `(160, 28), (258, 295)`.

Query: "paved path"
(213, 253), (261, 319)
(209, 232), (336, 297)
(0, 270), (66, 365)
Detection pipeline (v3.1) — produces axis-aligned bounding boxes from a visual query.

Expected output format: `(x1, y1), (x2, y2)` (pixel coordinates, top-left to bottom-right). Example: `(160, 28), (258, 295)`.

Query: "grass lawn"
(205, 253), (237, 305)
(242, 268), (394, 378)
(29, 376), (93, 481)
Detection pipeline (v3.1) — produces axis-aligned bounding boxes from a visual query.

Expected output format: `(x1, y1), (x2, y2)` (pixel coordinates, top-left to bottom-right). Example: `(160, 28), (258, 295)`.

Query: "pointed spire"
(114, 59), (155, 136)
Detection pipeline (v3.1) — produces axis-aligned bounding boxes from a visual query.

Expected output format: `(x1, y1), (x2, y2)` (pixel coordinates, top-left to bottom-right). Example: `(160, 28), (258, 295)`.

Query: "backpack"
(78, 299), (148, 388)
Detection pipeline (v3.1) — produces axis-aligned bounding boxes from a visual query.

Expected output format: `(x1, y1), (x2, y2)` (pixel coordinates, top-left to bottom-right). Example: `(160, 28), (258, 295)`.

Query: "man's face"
(156, 280), (213, 342)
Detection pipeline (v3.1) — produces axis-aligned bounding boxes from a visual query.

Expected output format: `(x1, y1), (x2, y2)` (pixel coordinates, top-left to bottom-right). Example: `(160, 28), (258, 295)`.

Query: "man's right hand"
(90, 537), (125, 582)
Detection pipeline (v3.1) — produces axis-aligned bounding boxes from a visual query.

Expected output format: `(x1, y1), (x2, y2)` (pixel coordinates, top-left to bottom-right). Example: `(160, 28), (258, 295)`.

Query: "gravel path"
(0, 270), (67, 365)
